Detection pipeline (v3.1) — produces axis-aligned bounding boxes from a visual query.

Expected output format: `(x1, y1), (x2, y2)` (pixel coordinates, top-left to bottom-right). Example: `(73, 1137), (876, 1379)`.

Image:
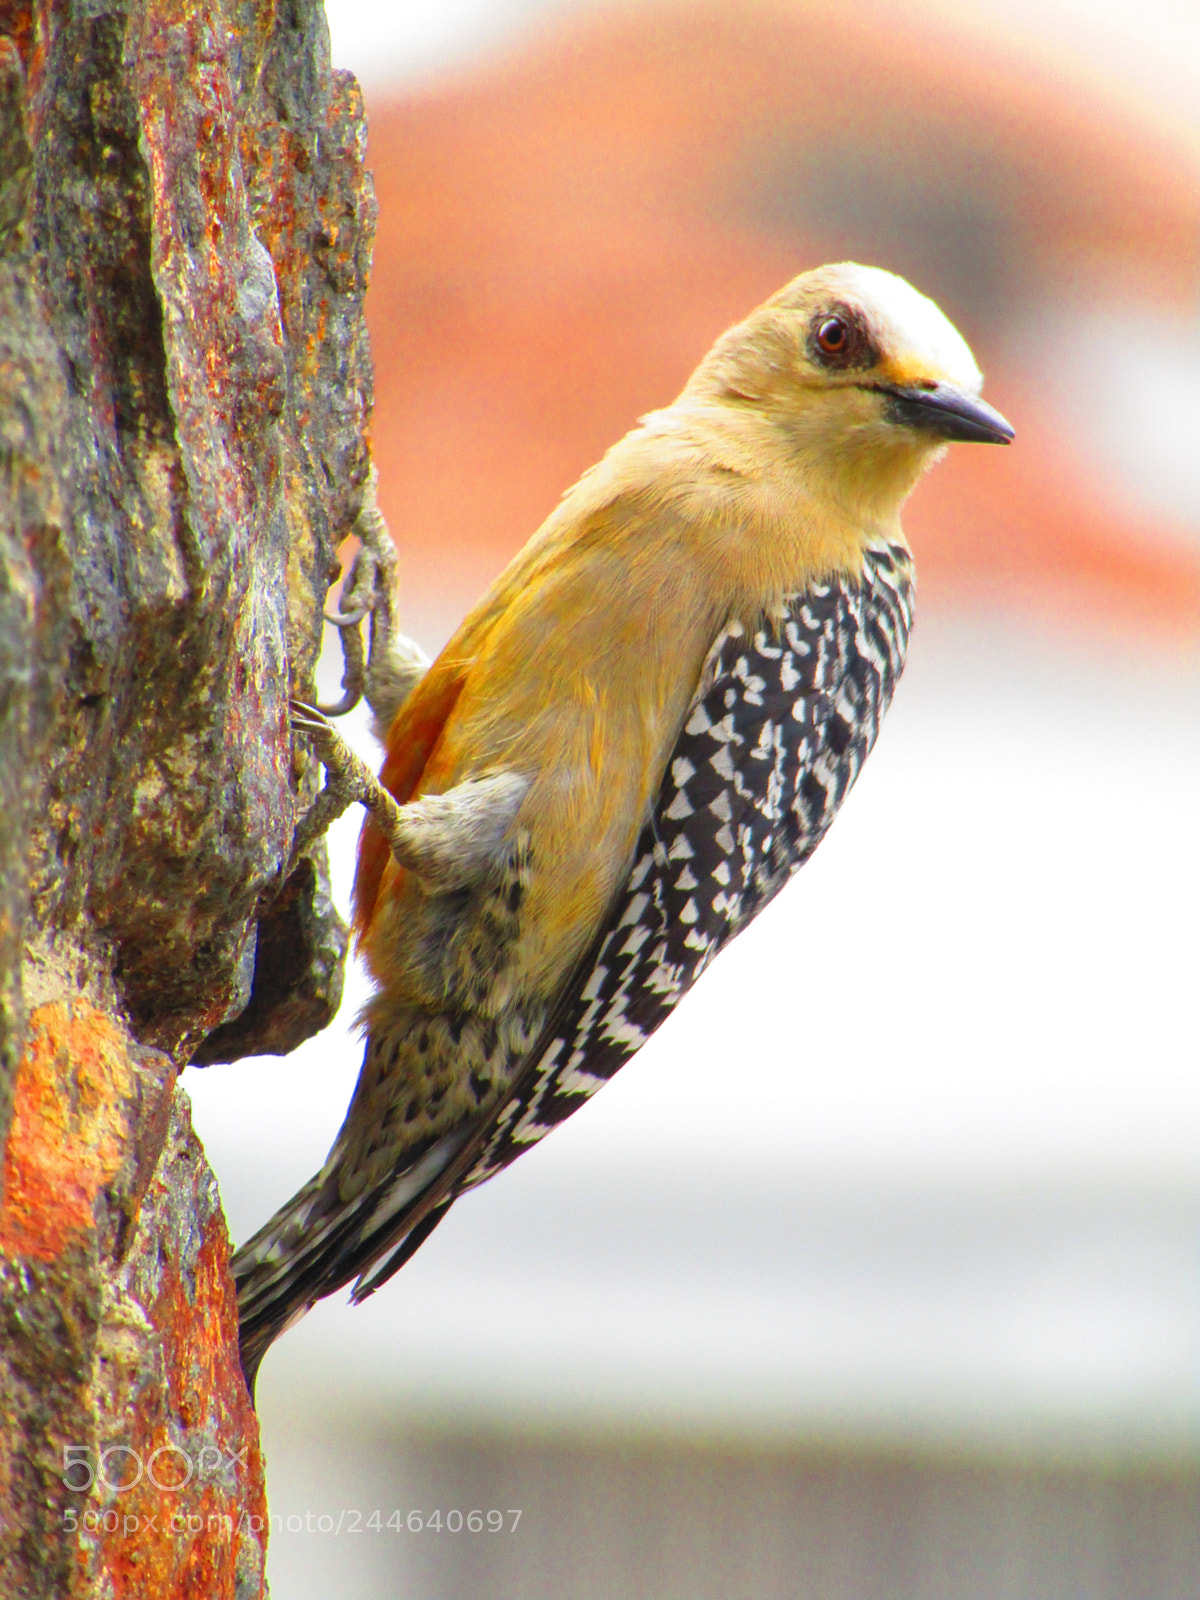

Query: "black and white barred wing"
(460, 540), (915, 1191)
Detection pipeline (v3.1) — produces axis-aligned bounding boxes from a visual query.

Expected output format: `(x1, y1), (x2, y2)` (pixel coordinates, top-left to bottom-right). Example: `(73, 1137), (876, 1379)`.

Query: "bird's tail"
(232, 1131), (466, 1399)
(232, 1172), (332, 1397)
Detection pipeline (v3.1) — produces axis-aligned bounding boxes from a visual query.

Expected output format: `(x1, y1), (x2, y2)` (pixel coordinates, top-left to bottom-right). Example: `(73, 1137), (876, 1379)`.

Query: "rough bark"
(0, 0), (376, 1591)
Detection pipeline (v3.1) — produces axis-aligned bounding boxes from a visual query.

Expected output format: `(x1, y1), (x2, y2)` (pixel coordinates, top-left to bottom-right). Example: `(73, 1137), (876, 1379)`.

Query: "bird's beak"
(875, 383), (1014, 446)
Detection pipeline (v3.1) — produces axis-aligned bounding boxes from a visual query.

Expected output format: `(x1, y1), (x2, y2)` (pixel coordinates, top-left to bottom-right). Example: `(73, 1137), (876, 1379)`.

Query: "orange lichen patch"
(94, 1479), (248, 1600)
(0, 1001), (136, 1261)
(157, 1219), (260, 1450)
(96, 1216), (266, 1600)
(1, 6), (36, 80)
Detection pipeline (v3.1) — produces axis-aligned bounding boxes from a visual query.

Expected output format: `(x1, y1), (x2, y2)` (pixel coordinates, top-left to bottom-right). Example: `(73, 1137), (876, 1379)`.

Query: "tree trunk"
(0, 0), (375, 1591)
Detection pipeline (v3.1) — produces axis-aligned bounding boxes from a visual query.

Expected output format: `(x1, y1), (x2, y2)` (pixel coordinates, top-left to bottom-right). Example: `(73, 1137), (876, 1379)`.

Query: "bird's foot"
(287, 699), (410, 870)
(318, 470), (430, 731)
(318, 469), (401, 718)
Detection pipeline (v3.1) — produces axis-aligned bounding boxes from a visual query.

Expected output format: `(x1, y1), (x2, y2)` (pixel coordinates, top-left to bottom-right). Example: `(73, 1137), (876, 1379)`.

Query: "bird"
(233, 262), (1013, 1391)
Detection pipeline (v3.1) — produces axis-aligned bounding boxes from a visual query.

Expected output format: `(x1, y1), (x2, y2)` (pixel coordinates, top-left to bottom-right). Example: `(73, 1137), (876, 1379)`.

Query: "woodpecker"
(234, 263), (1012, 1389)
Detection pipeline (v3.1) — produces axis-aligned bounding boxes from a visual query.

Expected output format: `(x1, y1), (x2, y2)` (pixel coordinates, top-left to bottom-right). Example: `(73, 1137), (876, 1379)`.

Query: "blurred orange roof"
(361, 0), (1200, 641)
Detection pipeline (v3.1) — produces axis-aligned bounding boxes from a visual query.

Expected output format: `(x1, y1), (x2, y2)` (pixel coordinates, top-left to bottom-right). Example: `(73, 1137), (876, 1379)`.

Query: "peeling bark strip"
(0, 0), (376, 1590)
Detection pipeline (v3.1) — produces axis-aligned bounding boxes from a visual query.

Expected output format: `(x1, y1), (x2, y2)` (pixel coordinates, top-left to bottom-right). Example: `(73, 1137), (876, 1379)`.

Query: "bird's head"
(686, 262), (1013, 524)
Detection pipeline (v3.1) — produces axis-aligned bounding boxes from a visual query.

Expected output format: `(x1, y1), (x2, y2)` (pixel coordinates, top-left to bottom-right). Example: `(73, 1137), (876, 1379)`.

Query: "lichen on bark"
(0, 0), (377, 1591)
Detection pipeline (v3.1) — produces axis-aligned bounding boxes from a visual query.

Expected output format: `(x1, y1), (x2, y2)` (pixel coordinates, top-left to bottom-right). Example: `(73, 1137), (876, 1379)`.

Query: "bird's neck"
(632, 400), (915, 625)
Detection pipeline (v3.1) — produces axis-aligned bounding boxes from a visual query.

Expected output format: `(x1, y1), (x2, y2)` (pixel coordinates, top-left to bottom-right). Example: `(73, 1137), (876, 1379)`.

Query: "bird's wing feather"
(353, 658), (470, 933)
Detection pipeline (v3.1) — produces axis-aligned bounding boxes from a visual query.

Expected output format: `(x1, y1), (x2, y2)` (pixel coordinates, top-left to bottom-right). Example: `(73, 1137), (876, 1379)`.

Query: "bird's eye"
(808, 305), (874, 369)
(816, 317), (849, 354)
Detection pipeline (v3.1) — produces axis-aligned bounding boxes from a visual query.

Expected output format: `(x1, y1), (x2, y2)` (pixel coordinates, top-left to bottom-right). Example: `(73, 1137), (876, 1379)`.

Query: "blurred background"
(188, 1), (1200, 1594)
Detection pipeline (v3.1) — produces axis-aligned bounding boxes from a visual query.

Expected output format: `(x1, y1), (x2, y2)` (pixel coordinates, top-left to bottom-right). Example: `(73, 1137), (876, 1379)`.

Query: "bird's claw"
(324, 599), (372, 630)
(290, 697), (366, 792)
(286, 697), (369, 870)
(288, 697), (337, 745)
(286, 693), (409, 874)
